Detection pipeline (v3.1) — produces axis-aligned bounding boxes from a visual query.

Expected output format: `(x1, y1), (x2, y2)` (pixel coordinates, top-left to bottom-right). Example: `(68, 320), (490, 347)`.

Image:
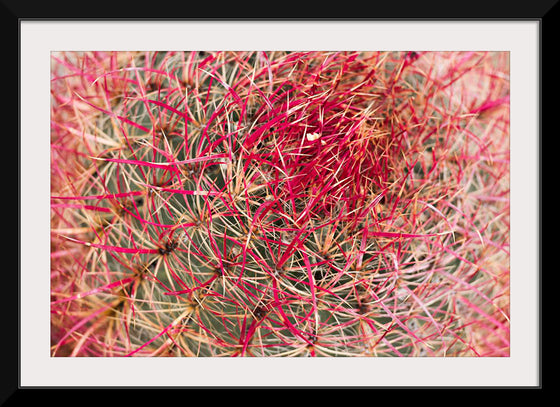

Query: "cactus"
(50, 51), (510, 357)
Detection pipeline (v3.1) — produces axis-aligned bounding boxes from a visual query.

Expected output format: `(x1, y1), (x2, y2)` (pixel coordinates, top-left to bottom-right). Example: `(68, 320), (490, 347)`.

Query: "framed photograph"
(13, 9), (545, 395)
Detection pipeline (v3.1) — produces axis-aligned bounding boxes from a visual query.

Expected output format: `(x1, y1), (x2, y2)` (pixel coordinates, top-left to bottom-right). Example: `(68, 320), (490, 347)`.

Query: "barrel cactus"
(50, 51), (510, 357)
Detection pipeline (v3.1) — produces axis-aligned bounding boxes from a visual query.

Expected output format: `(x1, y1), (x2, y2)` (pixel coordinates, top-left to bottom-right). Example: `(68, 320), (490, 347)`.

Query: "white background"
(20, 20), (539, 387)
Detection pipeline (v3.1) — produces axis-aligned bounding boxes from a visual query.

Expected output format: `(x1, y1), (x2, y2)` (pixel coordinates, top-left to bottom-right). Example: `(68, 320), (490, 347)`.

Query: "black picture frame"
(10, 1), (549, 400)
